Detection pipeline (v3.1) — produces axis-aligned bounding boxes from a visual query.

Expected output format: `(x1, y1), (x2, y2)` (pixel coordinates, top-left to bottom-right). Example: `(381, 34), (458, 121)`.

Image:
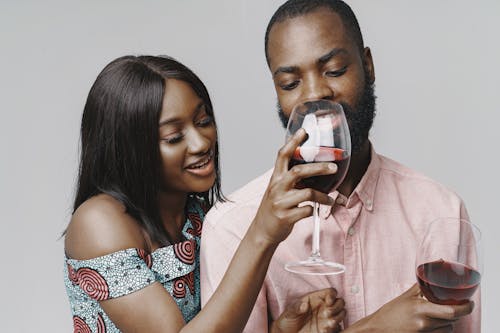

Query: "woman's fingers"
(285, 162), (337, 187)
(274, 128), (307, 174)
(273, 188), (333, 210)
(281, 205), (314, 224)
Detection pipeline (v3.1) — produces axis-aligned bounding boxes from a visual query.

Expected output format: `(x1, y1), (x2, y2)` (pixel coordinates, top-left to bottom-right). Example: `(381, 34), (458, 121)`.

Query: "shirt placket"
(332, 200), (365, 325)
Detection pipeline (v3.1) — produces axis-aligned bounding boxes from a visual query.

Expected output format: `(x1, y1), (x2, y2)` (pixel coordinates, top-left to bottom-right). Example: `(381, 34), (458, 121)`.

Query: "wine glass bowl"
(415, 218), (482, 305)
(284, 100), (351, 275)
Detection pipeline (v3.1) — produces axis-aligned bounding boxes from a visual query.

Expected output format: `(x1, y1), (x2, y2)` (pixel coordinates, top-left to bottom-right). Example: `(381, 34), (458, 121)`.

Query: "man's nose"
(303, 75), (334, 101)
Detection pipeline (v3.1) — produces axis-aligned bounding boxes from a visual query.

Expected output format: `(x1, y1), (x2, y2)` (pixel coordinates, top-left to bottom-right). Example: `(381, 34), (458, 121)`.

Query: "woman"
(64, 55), (345, 332)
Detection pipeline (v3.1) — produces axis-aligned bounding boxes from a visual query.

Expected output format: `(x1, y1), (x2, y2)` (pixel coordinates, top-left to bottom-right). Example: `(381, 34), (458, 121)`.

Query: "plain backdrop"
(1, 1), (498, 331)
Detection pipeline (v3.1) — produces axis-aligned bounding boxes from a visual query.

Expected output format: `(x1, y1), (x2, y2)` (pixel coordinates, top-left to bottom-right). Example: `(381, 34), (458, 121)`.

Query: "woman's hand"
(191, 129), (337, 333)
(271, 288), (346, 333)
(252, 128), (336, 246)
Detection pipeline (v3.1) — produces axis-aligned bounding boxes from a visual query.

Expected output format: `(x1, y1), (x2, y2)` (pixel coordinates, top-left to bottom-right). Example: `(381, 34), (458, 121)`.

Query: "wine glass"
(416, 218), (482, 305)
(284, 100), (351, 275)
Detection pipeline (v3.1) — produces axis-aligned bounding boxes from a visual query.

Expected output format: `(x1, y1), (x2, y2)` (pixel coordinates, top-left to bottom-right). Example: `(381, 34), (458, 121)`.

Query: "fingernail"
(328, 163), (337, 170)
(299, 302), (308, 313)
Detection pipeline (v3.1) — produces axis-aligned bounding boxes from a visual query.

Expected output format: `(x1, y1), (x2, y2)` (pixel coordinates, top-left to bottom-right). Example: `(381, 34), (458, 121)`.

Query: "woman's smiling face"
(158, 79), (217, 195)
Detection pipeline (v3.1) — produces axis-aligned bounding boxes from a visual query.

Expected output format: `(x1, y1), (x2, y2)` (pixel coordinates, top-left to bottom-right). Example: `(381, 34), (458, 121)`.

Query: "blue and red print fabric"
(64, 198), (205, 333)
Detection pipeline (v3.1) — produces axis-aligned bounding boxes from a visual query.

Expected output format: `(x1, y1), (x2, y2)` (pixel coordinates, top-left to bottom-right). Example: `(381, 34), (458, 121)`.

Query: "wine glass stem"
(311, 202), (321, 259)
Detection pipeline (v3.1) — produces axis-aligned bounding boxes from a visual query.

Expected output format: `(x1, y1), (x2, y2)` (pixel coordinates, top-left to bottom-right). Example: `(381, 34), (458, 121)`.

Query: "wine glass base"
(285, 258), (346, 276)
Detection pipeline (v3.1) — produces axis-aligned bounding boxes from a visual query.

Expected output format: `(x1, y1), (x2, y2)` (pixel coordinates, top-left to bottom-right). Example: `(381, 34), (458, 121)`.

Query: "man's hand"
(271, 288), (346, 333)
(346, 283), (474, 333)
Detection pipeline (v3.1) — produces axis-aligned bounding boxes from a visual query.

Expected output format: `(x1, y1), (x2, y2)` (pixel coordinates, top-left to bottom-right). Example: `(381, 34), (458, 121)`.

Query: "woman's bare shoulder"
(65, 194), (146, 260)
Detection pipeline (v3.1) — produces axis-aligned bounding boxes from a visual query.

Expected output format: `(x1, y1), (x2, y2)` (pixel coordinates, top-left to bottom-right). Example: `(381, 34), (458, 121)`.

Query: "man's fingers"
(431, 324), (454, 333)
(423, 317), (458, 329)
(305, 288), (337, 309)
(422, 300), (474, 320)
(290, 298), (309, 318)
(318, 298), (345, 319)
(318, 309), (346, 333)
(324, 292), (334, 307)
(329, 297), (345, 315)
(298, 300), (309, 315)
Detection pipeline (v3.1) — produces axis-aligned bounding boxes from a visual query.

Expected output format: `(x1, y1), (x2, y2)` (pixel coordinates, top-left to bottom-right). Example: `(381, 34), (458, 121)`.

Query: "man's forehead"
(267, 10), (351, 70)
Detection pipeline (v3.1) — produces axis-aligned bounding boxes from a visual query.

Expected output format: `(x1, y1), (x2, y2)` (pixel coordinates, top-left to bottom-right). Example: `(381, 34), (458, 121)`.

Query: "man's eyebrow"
(273, 66), (298, 77)
(273, 48), (348, 77)
(318, 48), (348, 65)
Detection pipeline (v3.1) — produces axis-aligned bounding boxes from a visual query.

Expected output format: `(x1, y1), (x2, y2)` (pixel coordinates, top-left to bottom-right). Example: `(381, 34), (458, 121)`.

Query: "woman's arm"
(184, 128), (336, 332)
(66, 129), (337, 333)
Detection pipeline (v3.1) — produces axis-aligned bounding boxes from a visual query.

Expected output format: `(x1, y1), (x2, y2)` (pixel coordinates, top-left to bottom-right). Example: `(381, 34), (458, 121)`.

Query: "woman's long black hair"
(71, 55), (224, 246)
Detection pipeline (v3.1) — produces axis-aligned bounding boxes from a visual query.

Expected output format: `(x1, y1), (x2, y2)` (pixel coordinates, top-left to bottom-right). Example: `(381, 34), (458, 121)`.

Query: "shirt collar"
(313, 144), (382, 218)
(324, 143), (381, 214)
(351, 144), (381, 212)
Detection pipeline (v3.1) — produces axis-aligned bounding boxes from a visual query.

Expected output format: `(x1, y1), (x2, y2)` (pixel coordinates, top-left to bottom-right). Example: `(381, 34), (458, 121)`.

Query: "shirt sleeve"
(199, 219), (237, 306)
(456, 201), (481, 332)
(66, 248), (155, 301)
(200, 212), (270, 332)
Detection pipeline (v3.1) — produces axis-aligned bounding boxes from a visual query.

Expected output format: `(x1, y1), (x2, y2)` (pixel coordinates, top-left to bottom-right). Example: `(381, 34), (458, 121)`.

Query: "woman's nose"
(187, 128), (211, 154)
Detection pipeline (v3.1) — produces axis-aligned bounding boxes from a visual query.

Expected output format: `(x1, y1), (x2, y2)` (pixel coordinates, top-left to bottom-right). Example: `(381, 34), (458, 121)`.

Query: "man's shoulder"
(376, 153), (463, 201)
(203, 168), (273, 236)
(226, 168), (273, 204)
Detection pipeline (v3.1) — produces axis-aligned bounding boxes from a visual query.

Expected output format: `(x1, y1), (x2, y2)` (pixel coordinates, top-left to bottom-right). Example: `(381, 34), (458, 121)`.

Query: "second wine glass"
(416, 218), (482, 305)
(285, 100), (351, 275)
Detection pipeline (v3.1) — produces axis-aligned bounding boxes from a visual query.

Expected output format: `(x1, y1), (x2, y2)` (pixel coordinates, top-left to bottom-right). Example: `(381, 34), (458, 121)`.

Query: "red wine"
(289, 147), (350, 194)
(416, 259), (480, 305)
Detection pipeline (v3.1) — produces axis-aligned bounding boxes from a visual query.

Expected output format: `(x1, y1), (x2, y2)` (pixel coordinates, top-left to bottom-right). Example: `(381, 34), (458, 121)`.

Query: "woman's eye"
(197, 116), (214, 127)
(162, 134), (184, 144)
(325, 66), (347, 77)
(280, 80), (299, 91)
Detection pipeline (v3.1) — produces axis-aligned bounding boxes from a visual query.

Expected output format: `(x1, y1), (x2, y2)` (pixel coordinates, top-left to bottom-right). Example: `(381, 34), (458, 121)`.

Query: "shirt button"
(351, 285), (359, 294)
(347, 227), (355, 236)
(365, 199), (373, 208)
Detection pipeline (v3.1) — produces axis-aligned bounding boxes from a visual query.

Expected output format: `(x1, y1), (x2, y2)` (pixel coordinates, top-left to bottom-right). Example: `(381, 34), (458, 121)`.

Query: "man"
(201, 0), (480, 331)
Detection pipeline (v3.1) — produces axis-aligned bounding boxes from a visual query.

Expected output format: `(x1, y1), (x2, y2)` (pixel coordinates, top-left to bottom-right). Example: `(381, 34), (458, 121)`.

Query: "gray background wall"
(1, 1), (498, 331)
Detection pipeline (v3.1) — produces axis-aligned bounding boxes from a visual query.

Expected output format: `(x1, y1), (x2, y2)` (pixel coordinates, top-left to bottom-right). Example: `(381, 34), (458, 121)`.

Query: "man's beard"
(277, 78), (376, 154)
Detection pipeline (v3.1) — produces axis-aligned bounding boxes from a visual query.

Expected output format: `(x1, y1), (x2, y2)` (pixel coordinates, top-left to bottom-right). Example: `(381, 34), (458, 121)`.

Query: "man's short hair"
(264, 0), (365, 65)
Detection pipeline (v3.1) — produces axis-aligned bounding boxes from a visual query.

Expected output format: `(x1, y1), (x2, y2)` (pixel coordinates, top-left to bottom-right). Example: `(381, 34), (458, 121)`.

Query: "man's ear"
(363, 47), (375, 85)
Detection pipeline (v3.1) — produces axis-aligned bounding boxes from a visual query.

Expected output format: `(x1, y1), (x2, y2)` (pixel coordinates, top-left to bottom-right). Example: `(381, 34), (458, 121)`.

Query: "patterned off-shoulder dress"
(63, 198), (206, 332)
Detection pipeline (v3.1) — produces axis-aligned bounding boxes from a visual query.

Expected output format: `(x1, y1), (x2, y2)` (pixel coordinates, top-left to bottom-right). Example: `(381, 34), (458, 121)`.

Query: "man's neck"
(337, 140), (371, 197)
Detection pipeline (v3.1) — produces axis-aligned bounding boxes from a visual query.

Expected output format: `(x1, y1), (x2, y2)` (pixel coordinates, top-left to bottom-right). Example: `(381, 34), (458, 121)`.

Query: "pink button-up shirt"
(200, 148), (480, 332)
